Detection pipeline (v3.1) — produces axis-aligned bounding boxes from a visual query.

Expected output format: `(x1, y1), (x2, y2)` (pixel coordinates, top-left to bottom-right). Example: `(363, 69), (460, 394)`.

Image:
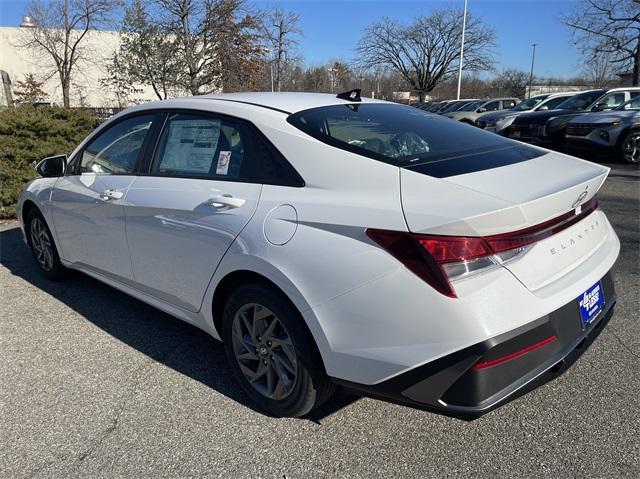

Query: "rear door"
(124, 111), (300, 312)
(51, 113), (158, 280)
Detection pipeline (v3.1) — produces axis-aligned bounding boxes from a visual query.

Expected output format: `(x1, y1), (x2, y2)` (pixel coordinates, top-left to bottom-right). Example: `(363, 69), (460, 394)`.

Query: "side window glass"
(81, 115), (154, 174)
(151, 113), (302, 186)
(543, 97), (568, 110)
(152, 113), (244, 178)
(503, 100), (516, 109)
(484, 101), (500, 112)
(630, 91), (640, 99)
(600, 93), (625, 107)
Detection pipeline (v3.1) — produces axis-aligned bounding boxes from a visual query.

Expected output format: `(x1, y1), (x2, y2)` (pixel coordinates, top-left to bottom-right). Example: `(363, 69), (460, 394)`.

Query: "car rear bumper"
(334, 270), (616, 420)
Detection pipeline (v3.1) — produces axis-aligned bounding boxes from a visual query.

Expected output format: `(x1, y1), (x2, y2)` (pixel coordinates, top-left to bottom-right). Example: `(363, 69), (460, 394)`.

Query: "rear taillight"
(367, 195), (598, 298)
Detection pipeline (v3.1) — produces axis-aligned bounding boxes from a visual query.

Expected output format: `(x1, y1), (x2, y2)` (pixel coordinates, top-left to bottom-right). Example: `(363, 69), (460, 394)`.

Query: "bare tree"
(262, 7), (302, 91)
(563, 0), (640, 85)
(356, 9), (496, 101)
(581, 52), (616, 87)
(491, 69), (530, 98)
(19, 0), (116, 107)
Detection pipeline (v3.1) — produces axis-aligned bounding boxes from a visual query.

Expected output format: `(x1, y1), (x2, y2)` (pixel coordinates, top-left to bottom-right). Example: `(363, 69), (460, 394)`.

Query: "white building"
(0, 19), (158, 107)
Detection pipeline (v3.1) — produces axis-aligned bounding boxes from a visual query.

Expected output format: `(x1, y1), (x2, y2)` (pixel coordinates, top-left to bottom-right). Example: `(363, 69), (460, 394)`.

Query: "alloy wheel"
(231, 303), (298, 400)
(30, 218), (54, 271)
(622, 132), (640, 164)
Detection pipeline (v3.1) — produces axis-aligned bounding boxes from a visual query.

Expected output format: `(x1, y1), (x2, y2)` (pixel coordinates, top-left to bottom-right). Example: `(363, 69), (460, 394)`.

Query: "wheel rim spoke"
(30, 218), (53, 271)
(231, 302), (298, 400)
(624, 135), (640, 163)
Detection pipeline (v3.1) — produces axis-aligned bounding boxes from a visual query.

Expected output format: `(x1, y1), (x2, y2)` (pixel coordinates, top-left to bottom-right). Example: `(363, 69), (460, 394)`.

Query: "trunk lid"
(400, 151), (610, 291)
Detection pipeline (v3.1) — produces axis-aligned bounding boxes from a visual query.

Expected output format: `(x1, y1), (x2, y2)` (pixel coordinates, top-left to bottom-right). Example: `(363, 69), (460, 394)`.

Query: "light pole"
(528, 43), (538, 99)
(456, 0), (468, 100)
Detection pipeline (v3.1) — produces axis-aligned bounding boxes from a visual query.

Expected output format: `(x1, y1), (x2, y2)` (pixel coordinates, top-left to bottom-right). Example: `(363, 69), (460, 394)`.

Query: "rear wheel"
(619, 130), (640, 164)
(222, 282), (334, 417)
(26, 209), (66, 280)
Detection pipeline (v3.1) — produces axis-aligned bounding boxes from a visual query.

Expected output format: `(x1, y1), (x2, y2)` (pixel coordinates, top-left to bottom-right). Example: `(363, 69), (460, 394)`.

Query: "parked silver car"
(565, 97), (640, 164)
(443, 98), (519, 124)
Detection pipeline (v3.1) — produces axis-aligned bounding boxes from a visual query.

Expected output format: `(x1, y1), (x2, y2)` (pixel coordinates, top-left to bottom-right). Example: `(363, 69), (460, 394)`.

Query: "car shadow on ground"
(0, 225), (358, 422)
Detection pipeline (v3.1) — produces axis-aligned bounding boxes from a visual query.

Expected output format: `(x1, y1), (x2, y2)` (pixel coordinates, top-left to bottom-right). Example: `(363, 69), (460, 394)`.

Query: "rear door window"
(483, 101), (500, 112)
(152, 112), (303, 186)
(541, 96), (570, 110)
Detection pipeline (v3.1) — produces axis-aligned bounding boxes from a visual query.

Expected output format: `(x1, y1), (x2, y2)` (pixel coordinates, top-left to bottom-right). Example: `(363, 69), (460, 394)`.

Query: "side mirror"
(538, 105), (549, 111)
(477, 108), (487, 113)
(35, 155), (67, 177)
(592, 102), (609, 112)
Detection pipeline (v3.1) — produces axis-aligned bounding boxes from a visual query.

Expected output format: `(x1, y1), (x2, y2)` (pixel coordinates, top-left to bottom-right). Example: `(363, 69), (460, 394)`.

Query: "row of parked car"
(414, 87), (640, 164)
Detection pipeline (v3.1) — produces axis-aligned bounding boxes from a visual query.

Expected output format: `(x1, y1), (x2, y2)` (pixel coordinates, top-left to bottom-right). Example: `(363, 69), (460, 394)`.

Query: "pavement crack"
(608, 327), (640, 362)
(72, 338), (192, 467)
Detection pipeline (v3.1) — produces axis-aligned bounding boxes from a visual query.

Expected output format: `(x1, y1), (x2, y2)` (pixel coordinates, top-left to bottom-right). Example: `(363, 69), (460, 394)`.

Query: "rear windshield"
(287, 103), (544, 177)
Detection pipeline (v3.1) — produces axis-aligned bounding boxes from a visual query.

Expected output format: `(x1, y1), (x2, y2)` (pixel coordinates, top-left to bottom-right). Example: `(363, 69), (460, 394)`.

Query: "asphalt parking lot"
(1, 163), (638, 478)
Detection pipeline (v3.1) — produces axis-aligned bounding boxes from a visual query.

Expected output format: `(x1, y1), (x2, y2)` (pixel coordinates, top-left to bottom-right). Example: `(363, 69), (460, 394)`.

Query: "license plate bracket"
(578, 281), (605, 328)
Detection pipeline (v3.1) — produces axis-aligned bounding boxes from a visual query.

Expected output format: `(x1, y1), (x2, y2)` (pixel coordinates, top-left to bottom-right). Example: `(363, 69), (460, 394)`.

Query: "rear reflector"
(471, 335), (558, 370)
(366, 195), (598, 298)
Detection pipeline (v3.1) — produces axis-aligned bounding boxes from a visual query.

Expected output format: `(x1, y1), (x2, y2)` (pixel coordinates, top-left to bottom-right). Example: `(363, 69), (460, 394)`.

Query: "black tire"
(25, 208), (66, 280)
(222, 282), (335, 417)
(618, 129), (640, 165)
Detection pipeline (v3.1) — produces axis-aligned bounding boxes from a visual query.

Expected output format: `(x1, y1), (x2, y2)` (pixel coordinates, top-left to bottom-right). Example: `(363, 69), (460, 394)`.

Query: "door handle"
(100, 189), (124, 201)
(206, 195), (246, 209)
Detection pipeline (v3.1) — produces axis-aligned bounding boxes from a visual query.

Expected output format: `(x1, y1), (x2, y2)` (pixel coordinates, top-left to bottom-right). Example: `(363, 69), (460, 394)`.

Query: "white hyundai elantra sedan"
(17, 91), (619, 418)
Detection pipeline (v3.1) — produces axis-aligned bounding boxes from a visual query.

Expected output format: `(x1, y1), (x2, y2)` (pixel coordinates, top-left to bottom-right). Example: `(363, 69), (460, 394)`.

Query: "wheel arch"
(21, 199), (41, 246)
(617, 124), (640, 148)
(211, 269), (329, 373)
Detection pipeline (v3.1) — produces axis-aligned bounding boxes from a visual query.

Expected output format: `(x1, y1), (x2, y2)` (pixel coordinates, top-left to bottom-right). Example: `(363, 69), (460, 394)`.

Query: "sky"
(0, 0), (583, 79)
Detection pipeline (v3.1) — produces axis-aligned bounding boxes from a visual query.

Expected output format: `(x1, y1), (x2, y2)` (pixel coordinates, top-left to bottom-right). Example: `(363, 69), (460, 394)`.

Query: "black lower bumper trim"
(333, 271), (616, 420)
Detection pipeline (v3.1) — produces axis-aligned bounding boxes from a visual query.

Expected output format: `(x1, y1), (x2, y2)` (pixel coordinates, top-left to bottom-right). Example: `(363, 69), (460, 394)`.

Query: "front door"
(51, 114), (157, 281)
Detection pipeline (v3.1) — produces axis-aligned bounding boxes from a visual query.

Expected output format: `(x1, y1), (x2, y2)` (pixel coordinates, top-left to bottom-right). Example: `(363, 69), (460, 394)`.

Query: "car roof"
(181, 92), (387, 114)
(605, 87), (640, 93)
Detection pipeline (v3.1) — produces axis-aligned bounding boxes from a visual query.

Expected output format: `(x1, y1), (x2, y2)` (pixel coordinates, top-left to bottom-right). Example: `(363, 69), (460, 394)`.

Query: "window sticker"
(216, 151), (232, 175)
(160, 120), (221, 173)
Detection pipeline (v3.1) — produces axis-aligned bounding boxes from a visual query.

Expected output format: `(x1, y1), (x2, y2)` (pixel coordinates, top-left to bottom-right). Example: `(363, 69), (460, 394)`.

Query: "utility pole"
(456, 0), (468, 100)
(528, 43), (538, 99)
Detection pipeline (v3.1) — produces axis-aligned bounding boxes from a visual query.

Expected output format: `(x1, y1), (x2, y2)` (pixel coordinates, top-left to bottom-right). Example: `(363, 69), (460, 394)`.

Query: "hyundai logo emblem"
(572, 191), (588, 209)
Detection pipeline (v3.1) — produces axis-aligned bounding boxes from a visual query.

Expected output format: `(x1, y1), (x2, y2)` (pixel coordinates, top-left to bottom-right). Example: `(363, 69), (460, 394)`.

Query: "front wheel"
(222, 283), (335, 417)
(26, 209), (66, 280)
(619, 130), (640, 164)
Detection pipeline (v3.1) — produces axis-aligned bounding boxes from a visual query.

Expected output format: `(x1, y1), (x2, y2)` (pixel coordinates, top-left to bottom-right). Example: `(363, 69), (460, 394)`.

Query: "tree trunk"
(60, 73), (70, 108)
(418, 91), (426, 102)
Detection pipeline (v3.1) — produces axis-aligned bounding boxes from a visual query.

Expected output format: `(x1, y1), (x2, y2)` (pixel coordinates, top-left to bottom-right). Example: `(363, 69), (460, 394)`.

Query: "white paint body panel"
(17, 93), (621, 387)
(124, 176), (262, 312)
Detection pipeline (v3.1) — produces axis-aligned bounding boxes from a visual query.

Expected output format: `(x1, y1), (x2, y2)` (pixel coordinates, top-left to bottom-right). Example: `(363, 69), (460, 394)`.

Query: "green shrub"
(0, 106), (98, 219)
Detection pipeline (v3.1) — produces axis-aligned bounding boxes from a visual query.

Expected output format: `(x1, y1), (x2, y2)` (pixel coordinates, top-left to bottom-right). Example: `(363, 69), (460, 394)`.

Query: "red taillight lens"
(367, 195), (598, 298)
(417, 236), (492, 263)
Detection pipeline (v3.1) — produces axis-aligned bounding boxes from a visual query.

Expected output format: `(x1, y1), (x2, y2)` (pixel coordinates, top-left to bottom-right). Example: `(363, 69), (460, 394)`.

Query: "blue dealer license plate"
(578, 281), (605, 327)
